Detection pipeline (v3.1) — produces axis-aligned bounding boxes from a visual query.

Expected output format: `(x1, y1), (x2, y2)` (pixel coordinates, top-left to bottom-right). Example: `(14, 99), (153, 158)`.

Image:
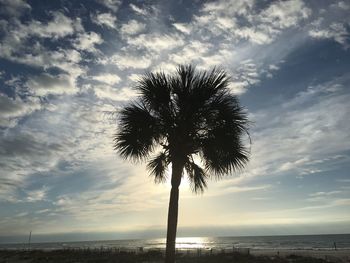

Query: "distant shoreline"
(1, 233), (349, 245)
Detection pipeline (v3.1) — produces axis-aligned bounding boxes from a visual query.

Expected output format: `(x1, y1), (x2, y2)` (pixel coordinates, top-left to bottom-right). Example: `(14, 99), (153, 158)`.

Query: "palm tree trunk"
(165, 161), (183, 263)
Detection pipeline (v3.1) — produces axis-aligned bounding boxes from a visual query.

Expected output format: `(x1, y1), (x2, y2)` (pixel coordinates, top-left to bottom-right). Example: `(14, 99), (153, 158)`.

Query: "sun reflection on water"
(175, 237), (209, 249)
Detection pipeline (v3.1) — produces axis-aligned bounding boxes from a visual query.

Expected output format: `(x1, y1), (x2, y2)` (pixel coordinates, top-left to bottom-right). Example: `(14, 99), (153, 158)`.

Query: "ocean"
(1, 234), (349, 251)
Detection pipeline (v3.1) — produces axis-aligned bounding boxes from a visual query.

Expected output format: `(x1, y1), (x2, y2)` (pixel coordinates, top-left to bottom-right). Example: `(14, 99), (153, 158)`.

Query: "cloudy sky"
(0, 0), (350, 242)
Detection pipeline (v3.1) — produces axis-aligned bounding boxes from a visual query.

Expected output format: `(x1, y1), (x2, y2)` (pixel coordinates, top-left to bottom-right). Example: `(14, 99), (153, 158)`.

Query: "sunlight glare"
(175, 237), (208, 249)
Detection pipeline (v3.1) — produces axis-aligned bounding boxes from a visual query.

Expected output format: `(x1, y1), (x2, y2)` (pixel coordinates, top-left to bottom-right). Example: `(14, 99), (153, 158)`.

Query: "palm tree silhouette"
(114, 65), (250, 263)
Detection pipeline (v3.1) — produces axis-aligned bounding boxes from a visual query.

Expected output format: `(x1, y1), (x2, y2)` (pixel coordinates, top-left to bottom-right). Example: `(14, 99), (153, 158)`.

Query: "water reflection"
(175, 237), (209, 249)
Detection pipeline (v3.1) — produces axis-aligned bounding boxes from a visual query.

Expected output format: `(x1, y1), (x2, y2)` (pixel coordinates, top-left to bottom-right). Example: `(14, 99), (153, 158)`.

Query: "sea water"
(1, 234), (349, 251)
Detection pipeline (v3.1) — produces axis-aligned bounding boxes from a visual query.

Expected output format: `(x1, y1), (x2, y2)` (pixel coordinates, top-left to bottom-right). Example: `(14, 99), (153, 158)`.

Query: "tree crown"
(114, 65), (250, 193)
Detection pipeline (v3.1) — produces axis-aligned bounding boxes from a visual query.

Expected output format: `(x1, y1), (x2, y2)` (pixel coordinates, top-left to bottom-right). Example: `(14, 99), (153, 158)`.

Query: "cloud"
(245, 74), (350, 181)
(0, 131), (65, 203)
(0, 0), (31, 17)
(97, 0), (121, 12)
(0, 132), (63, 159)
(204, 184), (272, 198)
(306, 190), (345, 203)
(26, 186), (49, 202)
(0, 94), (41, 128)
(129, 3), (148, 16)
(309, 23), (349, 49)
(92, 12), (117, 28)
(258, 0), (311, 29)
(26, 73), (76, 96)
(173, 23), (191, 35)
(168, 41), (211, 65)
(120, 20), (146, 36)
(194, 0), (311, 45)
(93, 85), (137, 101)
(27, 12), (77, 39)
(201, 0), (254, 16)
(0, 178), (22, 203)
(126, 33), (184, 51)
(109, 53), (152, 69)
(50, 162), (168, 224)
(336, 1), (350, 10)
(0, 14), (84, 80)
(229, 59), (260, 91)
(92, 73), (121, 85)
(73, 31), (103, 52)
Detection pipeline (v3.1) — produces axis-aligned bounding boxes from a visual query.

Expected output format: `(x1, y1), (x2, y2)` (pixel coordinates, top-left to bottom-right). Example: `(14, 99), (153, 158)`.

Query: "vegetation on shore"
(0, 250), (333, 263)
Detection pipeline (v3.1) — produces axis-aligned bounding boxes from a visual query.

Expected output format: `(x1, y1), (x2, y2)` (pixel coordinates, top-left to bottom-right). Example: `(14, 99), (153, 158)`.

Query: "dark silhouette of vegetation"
(114, 65), (250, 263)
(0, 249), (333, 263)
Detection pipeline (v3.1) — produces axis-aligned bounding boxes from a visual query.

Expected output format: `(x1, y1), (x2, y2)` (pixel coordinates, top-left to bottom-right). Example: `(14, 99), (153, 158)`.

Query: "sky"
(0, 0), (350, 242)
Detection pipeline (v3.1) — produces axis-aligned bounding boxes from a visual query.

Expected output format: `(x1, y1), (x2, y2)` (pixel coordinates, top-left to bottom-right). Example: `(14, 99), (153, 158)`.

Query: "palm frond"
(114, 103), (161, 161)
(207, 92), (250, 135)
(198, 89), (250, 176)
(138, 72), (171, 111)
(185, 161), (208, 194)
(147, 151), (169, 183)
(114, 64), (250, 190)
(201, 136), (250, 176)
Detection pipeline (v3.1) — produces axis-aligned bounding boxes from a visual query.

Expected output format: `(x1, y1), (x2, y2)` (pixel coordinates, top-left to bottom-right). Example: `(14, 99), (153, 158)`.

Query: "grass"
(0, 249), (335, 263)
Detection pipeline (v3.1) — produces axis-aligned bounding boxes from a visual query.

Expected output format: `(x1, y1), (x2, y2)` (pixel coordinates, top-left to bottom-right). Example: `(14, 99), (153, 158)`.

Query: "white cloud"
(201, 0), (254, 16)
(200, 49), (234, 68)
(194, 0), (311, 45)
(26, 73), (76, 96)
(27, 12), (77, 39)
(109, 53), (152, 69)
(204, 184), (272, 198)
(309, 191), (342, 197)
(258, 0), (311, 29)
(26, 186), (49, 202)
(92, 73), (121, 85)
(229, 59), (261, 92)
(127, 33), (184, 51)
(0, 13), (82, 66)
(168, 41), (211, 65)
(0, 94), (41, 128)
(246, 75), (350, 181)
(120, 20), (146, 36)
(93, 85), (138, 101)
(173, 23), (191, 35)
(309, 23), (349, 49)
(73, 31), (103, 52)
(234, 27), (274, 44)
(0, 15), (85, 83)
(97, 0), (121, 12)
(92, 12), (117, 28)
(129, 3), (148, 16)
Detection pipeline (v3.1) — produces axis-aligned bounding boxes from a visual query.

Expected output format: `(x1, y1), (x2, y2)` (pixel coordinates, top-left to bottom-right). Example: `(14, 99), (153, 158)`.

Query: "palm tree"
(114, 65), (250, 263)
